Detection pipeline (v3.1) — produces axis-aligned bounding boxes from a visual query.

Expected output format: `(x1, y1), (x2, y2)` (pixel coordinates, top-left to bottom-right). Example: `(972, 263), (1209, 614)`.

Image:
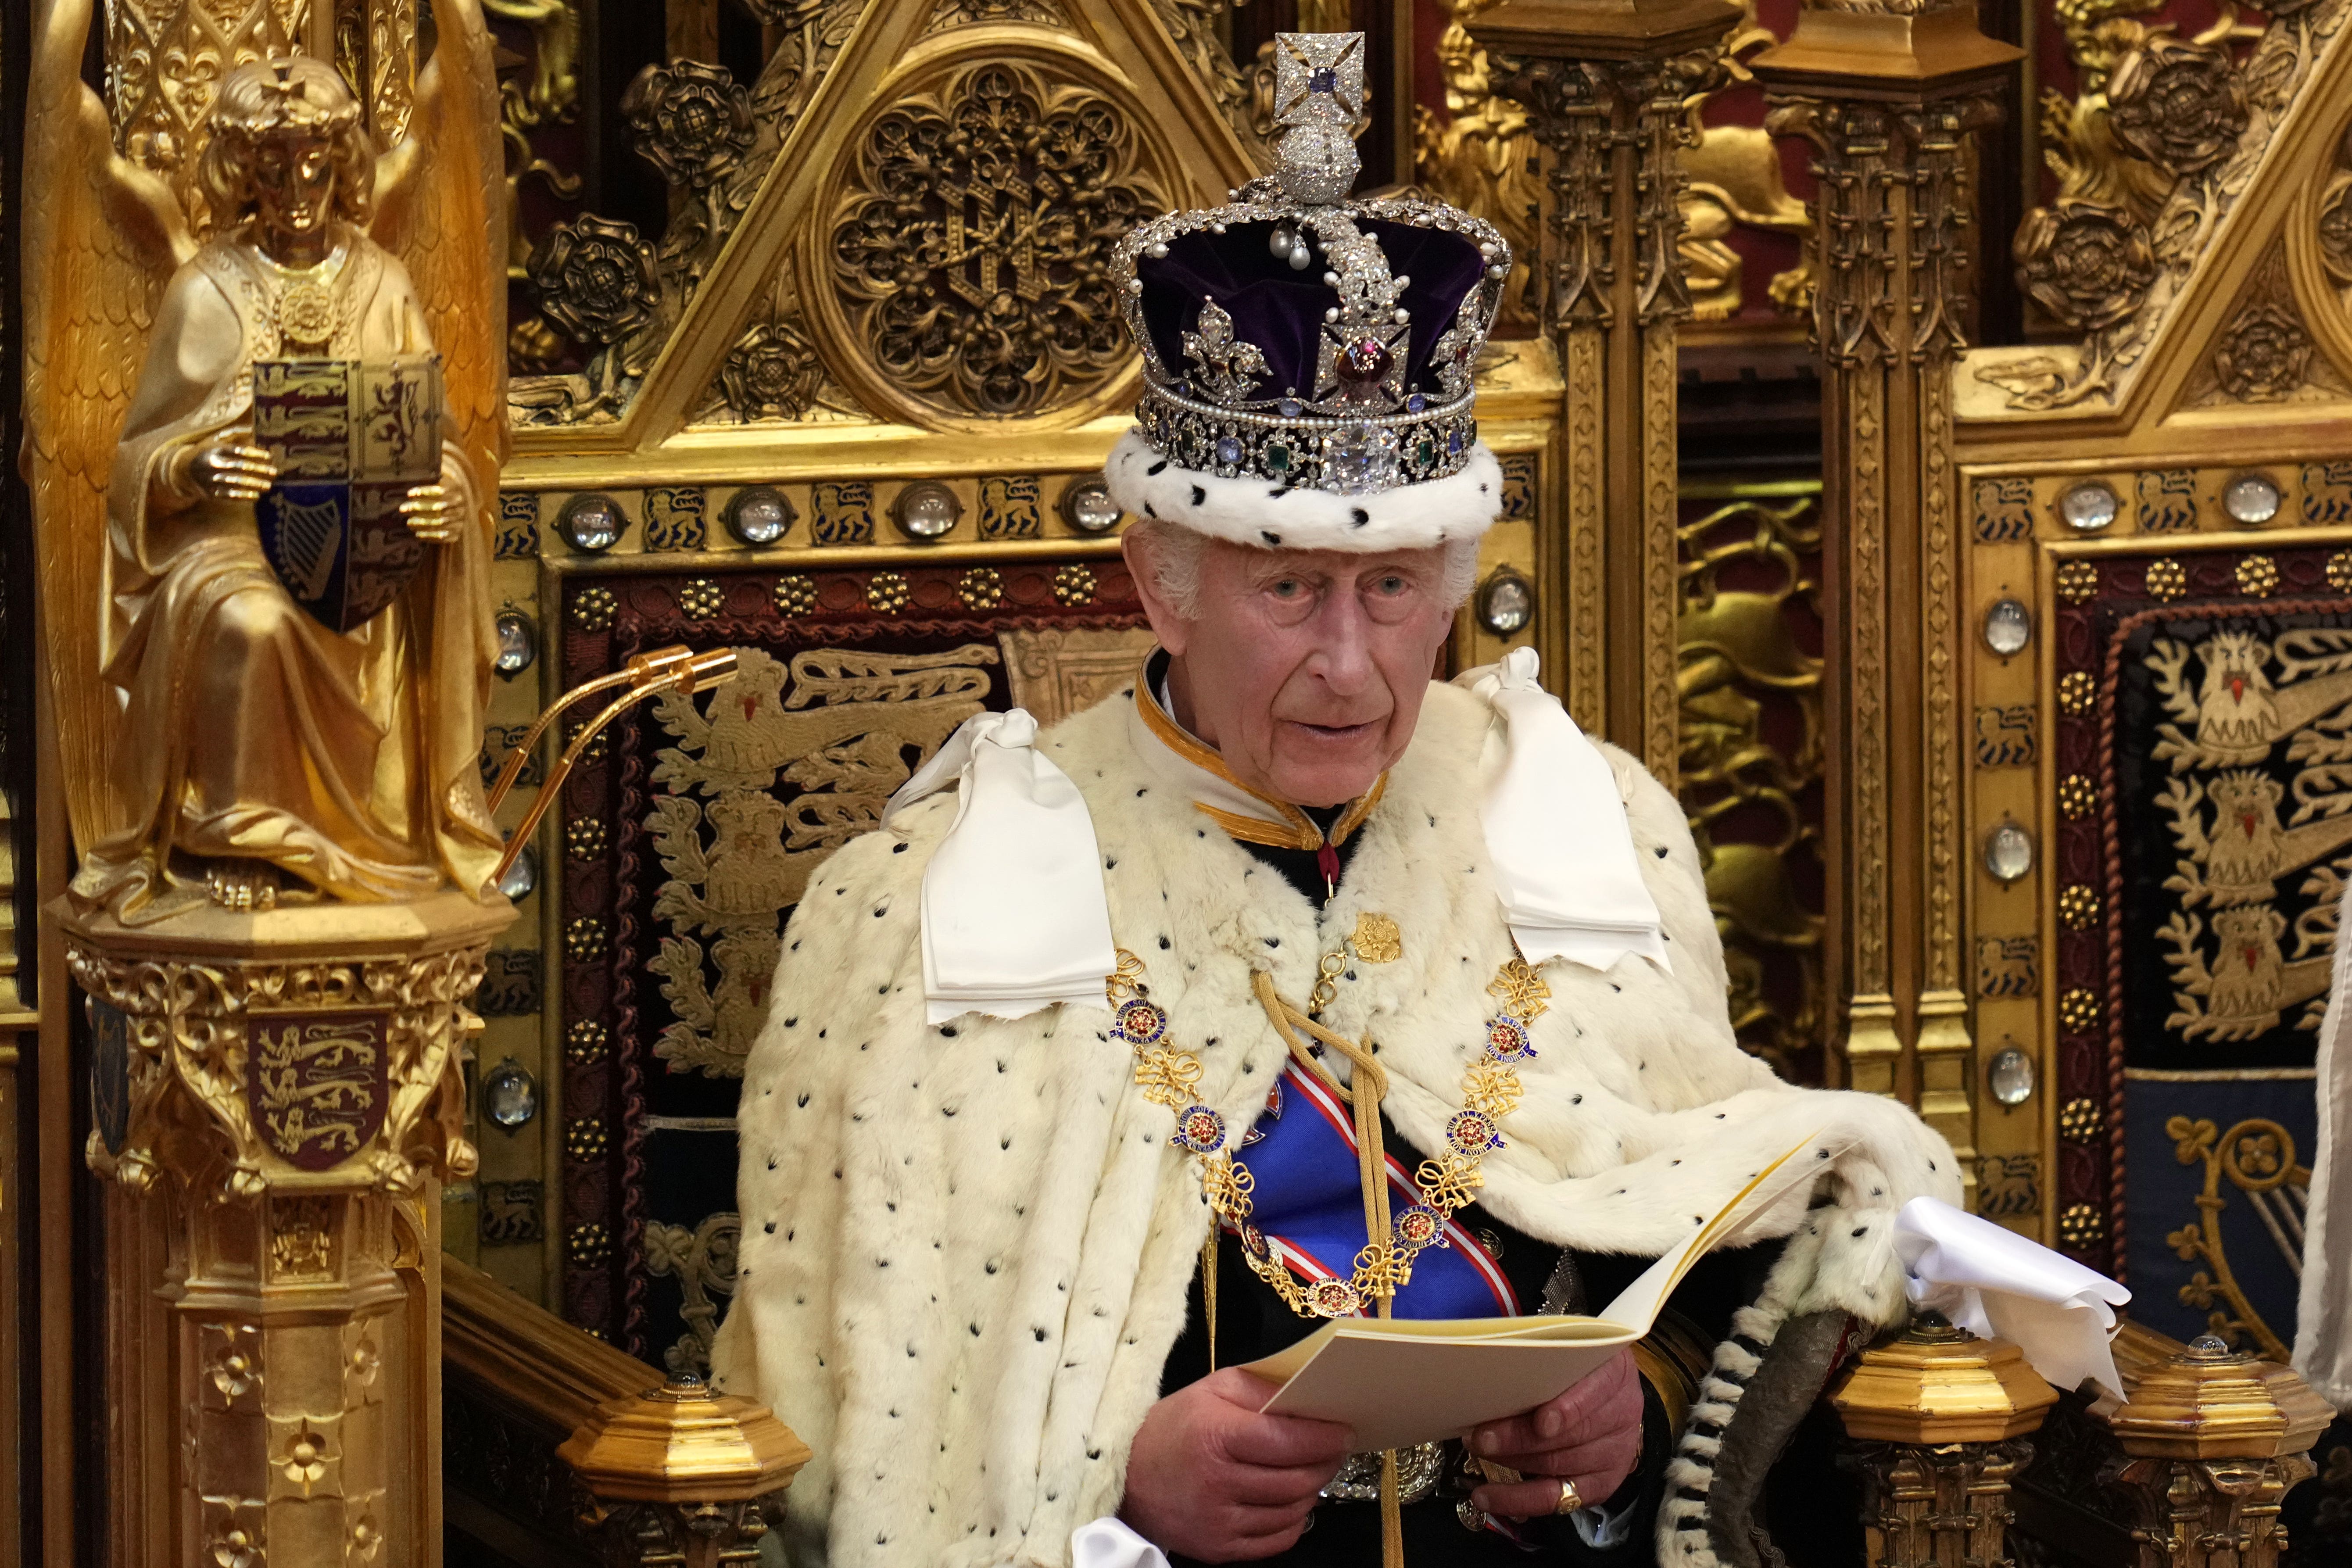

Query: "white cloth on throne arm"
(1895, 1196), (2131, 1402)
(2294, 881), (2352, 1408)
(712, 683), (1959, 1568)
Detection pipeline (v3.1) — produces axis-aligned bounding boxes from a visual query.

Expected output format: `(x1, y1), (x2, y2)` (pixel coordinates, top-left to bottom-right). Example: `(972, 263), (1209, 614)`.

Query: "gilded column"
(1474, 0), (1740, 780)
(1752, 8), (2017, 1176)
(1829, 1315), (2058, 1568)
(560, 1371), (812, 1567)
(68, 894), (508, 1567)
(2106, 1336), (2335, 1568)
(25, 0), (513, 1555)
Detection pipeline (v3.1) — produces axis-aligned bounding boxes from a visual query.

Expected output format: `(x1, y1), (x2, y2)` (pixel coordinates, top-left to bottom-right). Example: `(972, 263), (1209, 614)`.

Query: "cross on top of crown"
(1272, 32), (1366, 131)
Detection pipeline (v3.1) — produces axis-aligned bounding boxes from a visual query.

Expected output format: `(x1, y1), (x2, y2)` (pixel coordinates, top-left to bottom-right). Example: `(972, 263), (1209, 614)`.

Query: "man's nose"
(1303, 591), (1376, 694)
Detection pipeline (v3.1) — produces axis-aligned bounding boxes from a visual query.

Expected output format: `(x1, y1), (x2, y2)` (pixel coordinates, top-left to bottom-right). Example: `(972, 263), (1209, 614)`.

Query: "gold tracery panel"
(816, 49), (1177, 427)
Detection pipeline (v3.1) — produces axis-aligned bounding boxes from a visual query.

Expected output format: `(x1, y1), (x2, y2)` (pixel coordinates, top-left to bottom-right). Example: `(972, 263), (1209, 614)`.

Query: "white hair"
(1125, 518), (1482, 622)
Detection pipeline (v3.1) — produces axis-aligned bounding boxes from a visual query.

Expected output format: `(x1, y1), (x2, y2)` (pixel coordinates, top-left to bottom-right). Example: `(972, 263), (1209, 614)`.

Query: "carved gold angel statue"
(24, 4), (509, 920)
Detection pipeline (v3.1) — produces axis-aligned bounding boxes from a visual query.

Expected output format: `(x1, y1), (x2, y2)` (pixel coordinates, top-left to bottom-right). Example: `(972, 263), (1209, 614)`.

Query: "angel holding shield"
(27, 40), (511, 920)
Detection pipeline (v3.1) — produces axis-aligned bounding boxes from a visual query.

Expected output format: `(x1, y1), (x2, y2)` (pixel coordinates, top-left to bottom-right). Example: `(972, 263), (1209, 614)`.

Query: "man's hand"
(187, 438), (277, 502)
(1466, 1347), (1645, 1521)
(1120, 1368), (1353, 1562)
(401, 483), (459, 543)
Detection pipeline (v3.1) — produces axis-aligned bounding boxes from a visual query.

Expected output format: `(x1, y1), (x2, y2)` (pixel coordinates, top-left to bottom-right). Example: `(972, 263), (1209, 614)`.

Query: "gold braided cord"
(1252, 969), (1394, 1312)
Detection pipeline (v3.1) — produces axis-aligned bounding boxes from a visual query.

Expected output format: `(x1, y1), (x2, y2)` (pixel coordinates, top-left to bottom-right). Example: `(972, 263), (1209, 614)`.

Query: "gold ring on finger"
(1553, 1479), (1582, 1516)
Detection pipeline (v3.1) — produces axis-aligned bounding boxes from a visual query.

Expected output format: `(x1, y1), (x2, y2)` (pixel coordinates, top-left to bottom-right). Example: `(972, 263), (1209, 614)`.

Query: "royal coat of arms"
(251, 354), (443, 632)
(247, 1010), (390, 1171)
(2141, 627), (2352, 1047)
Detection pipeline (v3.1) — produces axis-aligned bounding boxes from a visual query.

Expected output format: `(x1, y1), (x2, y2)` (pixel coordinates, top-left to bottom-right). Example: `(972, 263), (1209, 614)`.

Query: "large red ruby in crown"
(1337, 338), (1391, 386)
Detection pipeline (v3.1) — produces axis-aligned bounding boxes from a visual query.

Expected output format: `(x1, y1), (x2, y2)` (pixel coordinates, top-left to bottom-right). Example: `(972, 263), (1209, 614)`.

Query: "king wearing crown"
(715, 33), (1958, 1568)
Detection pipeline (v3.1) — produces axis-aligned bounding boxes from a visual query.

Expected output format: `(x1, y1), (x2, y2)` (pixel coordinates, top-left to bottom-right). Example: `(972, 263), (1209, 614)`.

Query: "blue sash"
(1235, 1062), (1518, 1318)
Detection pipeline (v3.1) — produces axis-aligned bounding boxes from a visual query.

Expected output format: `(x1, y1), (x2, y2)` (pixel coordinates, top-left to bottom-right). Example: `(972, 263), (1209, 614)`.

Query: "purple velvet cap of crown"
(1135, 218), (1488, 403)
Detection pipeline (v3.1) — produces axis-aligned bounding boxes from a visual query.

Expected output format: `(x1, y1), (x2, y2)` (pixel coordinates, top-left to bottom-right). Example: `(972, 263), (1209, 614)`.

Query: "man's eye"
(1270, 580), (1302, 598)
(1376, 575), (1407, 594)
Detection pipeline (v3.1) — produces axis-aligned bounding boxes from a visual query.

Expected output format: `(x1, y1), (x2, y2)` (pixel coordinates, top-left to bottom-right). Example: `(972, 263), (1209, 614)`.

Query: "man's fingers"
(1218, 1460), (1343, 1508)
(1200, 1368), (1354, 1471)
(1220, 1410), (1354, 1471)
(1468, 1350), (1639, 1458)
(1225, 1511), (1317, 1560)
(1551, 1349), (1638, 1424)
(1479, 1424), (1642, 1485)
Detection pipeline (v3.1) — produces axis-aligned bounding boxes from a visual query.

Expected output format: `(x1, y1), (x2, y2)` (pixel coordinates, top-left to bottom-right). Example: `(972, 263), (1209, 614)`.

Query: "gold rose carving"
(1987, 0), (2349, 409)
(517, 213), (662, 423)
(2184, 243), (2347, 405)
(823, 58), (1171, 424)
(2145, 628), (2352, 1042)
(505, 0), (868, 420)
(644, 645), (999, 1074)
(694, 262), (866, 426)
(27, 27), (510, 919)
(623, 58), (759, 293)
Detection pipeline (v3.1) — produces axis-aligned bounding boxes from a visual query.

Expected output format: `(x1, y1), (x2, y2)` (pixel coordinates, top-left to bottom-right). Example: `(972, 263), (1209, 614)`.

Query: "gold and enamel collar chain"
(1106, 942), (1555, 1320)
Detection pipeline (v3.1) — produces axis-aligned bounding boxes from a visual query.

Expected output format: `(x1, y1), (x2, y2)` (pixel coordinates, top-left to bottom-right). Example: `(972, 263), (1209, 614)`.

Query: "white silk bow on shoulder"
(1470, 647), (1670, 974)
(884, 709), (1117, 1025)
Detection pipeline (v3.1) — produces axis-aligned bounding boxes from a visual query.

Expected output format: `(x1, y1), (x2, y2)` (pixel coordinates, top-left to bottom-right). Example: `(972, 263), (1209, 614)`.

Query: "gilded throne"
(7, 0), (2352, 1562)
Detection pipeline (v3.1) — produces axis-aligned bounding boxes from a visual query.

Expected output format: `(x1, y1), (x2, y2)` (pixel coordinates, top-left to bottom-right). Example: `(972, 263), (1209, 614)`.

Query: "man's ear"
(1121, 529), (1191, 657)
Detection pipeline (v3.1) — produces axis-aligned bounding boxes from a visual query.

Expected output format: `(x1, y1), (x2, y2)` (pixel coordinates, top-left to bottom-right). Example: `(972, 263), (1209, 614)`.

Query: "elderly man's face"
(1130, 534), (1457, 807)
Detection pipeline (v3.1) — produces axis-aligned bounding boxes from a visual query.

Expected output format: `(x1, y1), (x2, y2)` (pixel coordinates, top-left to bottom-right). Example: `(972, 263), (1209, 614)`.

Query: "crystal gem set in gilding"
(1107, 942), (1550, 1321)
(1111, 32), (1511, 497)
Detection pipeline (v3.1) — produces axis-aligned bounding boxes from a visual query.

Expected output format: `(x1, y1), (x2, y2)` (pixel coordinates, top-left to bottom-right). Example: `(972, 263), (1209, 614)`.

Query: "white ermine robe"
(712, 677), (1959, 1568)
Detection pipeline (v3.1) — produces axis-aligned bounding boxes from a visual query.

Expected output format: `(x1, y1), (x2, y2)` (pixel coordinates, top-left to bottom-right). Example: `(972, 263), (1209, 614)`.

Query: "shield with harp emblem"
(251, 355), (443, 633)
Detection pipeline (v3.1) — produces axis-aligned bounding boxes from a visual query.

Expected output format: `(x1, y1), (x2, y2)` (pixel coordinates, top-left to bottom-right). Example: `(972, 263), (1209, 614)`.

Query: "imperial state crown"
(1105, 31), (1513, 552)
